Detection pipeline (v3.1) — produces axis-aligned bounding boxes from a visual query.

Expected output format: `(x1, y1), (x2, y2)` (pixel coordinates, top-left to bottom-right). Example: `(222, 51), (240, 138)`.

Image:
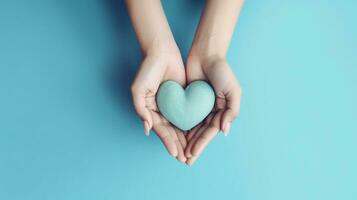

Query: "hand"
(126, 0), (244, 165)
(184, 56), (242, 165)
(131, 52), (187, 163)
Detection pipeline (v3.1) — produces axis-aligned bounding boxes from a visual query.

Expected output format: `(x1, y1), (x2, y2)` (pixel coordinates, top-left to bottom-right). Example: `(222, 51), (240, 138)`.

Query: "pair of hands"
(131, 51), (242, 165)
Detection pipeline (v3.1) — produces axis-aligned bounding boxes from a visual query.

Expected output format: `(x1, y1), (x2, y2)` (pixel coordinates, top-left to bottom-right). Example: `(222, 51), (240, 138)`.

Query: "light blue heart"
(156, 80), (215, 131)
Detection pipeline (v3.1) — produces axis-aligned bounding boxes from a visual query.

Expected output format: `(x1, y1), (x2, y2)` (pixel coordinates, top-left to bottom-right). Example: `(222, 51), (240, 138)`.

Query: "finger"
(186, 123), (202, 142)
(169, 128), (186, 163)
(146, 95), (158, 112)
(185, 127), (204, 158)
(221, 86), (242, 135)
(192, 111), (223, 157)
(185, 115), (214, 158)
(175, 139), (187, 163)
(131, 86), (153, 135)
(153, 125), (178, 157)
(186, 156), (199, 166)
(191, 126), (220, 157)
(185, 123), (209, 158)
(176, 129), (187, 149)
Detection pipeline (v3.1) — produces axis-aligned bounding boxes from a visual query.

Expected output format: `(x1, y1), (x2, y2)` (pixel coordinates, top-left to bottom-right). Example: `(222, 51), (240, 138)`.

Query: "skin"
(126, 0), (187, 163)
(185, 58), (242, 165)
(185, 0), (244, 165)
(126, 0), (244, 165)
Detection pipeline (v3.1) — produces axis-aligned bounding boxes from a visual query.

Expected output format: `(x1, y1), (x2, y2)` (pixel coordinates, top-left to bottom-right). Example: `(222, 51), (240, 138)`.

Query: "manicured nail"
(186, 156), (197, 166)
(177, 156), (187, 164)
(144, 121), (150, 136)
(170, 151), (178, 157)
(223, 122), (231, 136)
(186, 160), (193, 166)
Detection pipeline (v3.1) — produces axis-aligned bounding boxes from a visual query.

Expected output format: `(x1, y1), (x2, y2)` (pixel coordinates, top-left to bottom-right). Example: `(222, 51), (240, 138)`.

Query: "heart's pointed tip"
(176, 126), (193, 132)
(181, 127), (191, 132)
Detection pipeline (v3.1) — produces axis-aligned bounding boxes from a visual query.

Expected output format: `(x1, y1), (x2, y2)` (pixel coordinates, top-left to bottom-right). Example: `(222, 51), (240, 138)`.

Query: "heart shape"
(156, 80), (215, 131)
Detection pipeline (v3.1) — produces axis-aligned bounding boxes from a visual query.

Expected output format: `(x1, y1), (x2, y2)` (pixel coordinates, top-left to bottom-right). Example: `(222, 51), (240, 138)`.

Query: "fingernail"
(186, 160), (193, 166)
(177, 156), (187, 164)
(223, 122), (231, 136)
(186, 156), (197, 166)
(170, 151), (178, 157)
(144, 121), (150, 136)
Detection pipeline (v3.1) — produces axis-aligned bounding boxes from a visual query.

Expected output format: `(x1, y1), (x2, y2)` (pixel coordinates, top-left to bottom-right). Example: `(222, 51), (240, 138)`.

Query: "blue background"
(1, 0), (356, 199)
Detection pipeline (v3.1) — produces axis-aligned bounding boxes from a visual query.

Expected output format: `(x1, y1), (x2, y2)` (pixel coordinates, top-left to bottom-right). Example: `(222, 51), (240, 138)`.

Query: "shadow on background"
(104, 0), (140, 124)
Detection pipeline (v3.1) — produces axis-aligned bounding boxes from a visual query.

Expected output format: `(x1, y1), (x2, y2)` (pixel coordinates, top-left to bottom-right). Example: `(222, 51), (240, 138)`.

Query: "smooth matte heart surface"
(156, 80), (215, 131)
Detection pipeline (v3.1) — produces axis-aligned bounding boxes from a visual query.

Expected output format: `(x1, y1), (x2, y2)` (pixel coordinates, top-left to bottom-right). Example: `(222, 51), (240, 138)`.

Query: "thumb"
(131, 86), (153, 136)
(221, 86), (242, 135)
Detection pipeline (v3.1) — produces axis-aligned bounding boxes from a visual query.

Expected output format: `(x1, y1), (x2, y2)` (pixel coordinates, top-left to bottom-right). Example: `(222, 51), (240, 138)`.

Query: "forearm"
(189, 0), (244, 62)
(125, 0), (179, 56)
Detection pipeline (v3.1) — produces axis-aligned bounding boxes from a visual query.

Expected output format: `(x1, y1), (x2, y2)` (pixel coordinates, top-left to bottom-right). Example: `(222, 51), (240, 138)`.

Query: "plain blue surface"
(0, 0), (356, 200)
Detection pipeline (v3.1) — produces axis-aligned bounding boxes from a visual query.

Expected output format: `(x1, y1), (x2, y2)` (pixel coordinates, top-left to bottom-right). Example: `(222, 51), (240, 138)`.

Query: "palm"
(185, 58), (242, 165)
(131, 54), (187, 163)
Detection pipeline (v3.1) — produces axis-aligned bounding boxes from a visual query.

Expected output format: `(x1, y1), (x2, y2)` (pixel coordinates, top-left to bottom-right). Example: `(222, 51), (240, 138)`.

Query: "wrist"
(188, 33), (227, 61)
(143, 34), (180, 57)
(187, 51), (226, 69)
(144, 40), (183, 69)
